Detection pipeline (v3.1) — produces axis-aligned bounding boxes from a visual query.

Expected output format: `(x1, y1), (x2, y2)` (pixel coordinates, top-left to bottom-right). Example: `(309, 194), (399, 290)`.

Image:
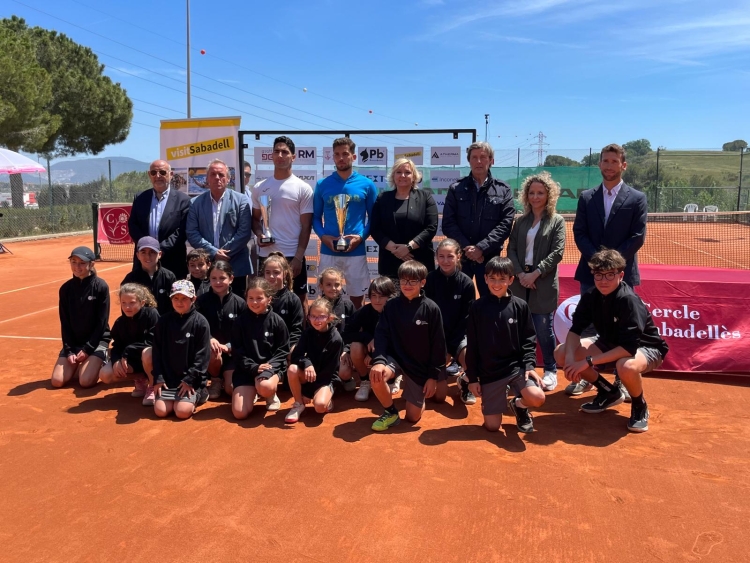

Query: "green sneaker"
(372, 410), (401, 432)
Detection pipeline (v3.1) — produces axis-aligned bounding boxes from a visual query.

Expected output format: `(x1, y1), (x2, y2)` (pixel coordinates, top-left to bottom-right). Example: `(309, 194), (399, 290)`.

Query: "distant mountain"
(21, 157), (150, 184)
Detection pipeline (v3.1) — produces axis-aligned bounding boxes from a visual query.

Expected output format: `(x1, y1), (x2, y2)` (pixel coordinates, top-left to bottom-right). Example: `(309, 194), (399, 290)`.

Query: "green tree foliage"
(1, 16), (133, 157)
(111, 170), (149, 203)
(722, 140), (747, 152)
(543, 155), (579, 167)
(580, 152), (600, 166)
(623, 139), (652, 158)
(0, 26), (60, 152)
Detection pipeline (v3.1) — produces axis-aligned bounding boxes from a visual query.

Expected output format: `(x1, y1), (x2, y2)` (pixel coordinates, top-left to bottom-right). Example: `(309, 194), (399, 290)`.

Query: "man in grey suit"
(567, 143), (648, 397)
(187, 159), (253, 296)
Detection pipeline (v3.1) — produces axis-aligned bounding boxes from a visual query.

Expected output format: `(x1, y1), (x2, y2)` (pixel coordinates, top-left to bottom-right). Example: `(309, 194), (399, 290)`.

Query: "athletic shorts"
(301, 380), (335, 401)
(156, 388), (198, 404)
(448, 337), (468, 361)
(587, 337), (665, 374)
(232, 369), (276, 389)
(59, 342), (108, 362)
(259, 255), (308, 297)
(218, 352), (235, 374)
(318, 254), (370, 297)
(480, 373), (539, 416)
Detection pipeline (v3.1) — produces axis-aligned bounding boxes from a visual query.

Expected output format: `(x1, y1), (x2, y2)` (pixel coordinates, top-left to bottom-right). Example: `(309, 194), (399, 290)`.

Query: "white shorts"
(318, 253), (370, 297)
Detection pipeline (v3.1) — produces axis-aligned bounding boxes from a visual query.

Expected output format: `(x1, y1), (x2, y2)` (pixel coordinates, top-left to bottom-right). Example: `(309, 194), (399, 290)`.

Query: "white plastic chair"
(683, 203), (699, 221)
(702, 205), (718, 221)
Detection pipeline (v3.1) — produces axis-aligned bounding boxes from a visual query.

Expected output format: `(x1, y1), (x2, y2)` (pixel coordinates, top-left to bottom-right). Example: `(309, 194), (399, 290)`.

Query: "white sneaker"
(266, 393), (281, 411)
(208, 377), (222, 400)
(355, 380), (371, 401)
(285, 401), (305, 423)
(541, 371), (558, 391)
(388, 375), (403, 395)
(342, 378), (357, 392)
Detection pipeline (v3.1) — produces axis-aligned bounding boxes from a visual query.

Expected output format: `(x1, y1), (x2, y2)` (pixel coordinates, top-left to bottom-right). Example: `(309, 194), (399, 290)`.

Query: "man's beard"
(336, 163), (352, 172)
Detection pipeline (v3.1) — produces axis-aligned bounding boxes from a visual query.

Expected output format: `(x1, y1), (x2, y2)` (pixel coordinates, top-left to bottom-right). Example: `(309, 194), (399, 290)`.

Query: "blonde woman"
(507, 171), (566, 391)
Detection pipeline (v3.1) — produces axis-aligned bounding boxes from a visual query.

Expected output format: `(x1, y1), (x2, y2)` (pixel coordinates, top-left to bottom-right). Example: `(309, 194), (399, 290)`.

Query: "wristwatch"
(406, 243), (414, 252)
(586, 356), (594, 367)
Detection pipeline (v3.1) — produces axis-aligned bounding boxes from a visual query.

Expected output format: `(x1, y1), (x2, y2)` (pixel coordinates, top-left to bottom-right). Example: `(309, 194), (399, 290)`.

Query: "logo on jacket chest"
(415, 319), (428, 326)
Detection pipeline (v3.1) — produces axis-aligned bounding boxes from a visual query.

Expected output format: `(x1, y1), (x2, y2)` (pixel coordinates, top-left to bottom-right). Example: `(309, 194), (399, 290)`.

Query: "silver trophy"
(258, 195), (275, 244)
(334, 194), (351, 252)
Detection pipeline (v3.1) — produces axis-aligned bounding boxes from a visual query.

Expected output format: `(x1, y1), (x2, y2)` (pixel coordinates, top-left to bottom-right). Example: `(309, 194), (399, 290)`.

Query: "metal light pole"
(186, 0), (192, 118)
(484, 114), (490, 142)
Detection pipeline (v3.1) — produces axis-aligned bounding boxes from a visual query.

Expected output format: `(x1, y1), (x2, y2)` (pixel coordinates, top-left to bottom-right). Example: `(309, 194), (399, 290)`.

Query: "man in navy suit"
(186, 158), (253, 296)
(128, 160), (191, 279)
(568, 143), (648, 398)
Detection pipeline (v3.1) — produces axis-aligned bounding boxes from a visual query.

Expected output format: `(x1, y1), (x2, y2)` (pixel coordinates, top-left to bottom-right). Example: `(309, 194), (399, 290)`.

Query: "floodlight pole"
(484, 114), (489, 142)
(186, 0), (192, 118)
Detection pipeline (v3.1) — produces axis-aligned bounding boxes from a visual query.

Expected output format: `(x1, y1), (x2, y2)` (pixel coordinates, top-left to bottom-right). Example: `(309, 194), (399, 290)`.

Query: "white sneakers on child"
(541, 371), (558, 391)
(266, 393), (281, 411)
(355, 380), (371, 401)
(285, 402), (305, 423)
(388, 375), (403, 395)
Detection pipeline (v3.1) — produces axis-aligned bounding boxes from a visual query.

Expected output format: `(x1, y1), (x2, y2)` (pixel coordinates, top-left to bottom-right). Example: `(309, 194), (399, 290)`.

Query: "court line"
(0, 289), (119, 325)
(0, 263), (130, 296)
(0, 335), (58, 341)
(648, 233), (748, 269)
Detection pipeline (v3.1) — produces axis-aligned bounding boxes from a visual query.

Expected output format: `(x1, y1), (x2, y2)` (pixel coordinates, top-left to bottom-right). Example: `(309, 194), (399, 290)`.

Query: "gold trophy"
(334, 194), (351, 252)
(258, 195), (275, 244)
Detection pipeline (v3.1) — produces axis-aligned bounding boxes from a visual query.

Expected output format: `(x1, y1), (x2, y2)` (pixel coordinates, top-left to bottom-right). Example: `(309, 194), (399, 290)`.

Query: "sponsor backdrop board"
(161, 116), (241, 195)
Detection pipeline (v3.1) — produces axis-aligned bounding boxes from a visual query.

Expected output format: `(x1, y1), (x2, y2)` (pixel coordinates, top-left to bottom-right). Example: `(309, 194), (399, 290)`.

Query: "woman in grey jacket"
(507, 171), (566, 391)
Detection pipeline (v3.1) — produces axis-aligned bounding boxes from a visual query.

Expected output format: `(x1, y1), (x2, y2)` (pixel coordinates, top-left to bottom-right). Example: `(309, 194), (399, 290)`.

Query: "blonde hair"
(119, 283), (157, 308)
(387, 158), (422, 190)
(263, 252), (294, 290)
(518, 171), (560, 218)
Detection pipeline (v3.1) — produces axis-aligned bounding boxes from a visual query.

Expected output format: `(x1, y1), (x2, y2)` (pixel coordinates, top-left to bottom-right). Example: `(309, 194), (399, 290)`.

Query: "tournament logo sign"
(553, 294), (580, 344)
(430, 146), (461, 165)
(358, 147), (387, 165)
(97, 204), (133, 244)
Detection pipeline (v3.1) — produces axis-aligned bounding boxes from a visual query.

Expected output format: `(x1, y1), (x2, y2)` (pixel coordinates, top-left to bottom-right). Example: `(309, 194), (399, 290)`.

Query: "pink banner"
(97, 203), (133, 244)
(556, 265), (750, 374)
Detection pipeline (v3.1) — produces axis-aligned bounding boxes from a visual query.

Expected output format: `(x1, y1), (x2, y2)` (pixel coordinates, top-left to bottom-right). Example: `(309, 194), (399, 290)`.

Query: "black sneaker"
(614, 372), (631, 403)
(580, 387), (624, 414)
(508, 397), (534, 432)
(627, 403), (649, 433)
(457, 375), (476, 405)
(196, 387), (209, 406)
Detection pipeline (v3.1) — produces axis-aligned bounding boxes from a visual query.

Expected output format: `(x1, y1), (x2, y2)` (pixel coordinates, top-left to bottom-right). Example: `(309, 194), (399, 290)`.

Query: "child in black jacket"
(99, 283), (159, 406)
(51, 246), (111, 389)
(121, 236), (176, 315)
(318, 267), (357, 391)
(230, 278), (289, 420)
(342, 276), (397, 402)
(284, 298), (344, 423)
(152, 279), (211, 419)
(369, 261), (447, 432)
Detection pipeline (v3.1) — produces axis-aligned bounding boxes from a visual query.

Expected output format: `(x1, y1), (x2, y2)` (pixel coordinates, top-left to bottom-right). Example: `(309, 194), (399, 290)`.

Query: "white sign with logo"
(323, 147), (333, 164)
(358, 167), (388, 189)
(295, 147), (317, 165)
(253, 147), (274, 165)
(430, 169), (461, 190)
(365, 242), (379, 259)
(295, 169), (317, 189)
(432, 194), (446, 215)
(430, 146), (461, 165)
(253, 169), (273, 184)
(358, 146), (387, 166)
(394, 146), (424, 165)
(367, 261), (379, 281)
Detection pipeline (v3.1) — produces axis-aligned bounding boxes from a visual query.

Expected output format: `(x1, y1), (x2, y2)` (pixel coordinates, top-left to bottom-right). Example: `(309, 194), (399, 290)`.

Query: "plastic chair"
(702, 205), (718, 221)
(683, 203), (699, 221)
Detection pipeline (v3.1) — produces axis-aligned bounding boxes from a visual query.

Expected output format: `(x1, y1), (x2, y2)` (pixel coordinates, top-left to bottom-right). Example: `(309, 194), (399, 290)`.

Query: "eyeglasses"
(593, 271), (618, 281)
(149, 170), (169, 176)
(244, 172), (251, 177)
(309, 314), (329, 322)
(399, 279), (421, 287)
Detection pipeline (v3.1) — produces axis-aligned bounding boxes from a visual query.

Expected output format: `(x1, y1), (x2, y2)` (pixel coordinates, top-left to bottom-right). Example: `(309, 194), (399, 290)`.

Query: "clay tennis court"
(1, 234), (749, 562)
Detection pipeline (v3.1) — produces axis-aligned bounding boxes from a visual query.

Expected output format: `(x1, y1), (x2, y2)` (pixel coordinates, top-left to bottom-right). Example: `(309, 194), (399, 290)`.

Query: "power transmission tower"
(536, 131), (548, 166)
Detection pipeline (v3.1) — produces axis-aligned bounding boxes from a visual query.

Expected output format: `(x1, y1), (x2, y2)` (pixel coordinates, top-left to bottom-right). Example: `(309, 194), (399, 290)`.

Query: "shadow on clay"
(418, 424), (526, 452)
(7, 379), (53, 396)
(332, 416), (421, 443)
(66, 391), (150, 425)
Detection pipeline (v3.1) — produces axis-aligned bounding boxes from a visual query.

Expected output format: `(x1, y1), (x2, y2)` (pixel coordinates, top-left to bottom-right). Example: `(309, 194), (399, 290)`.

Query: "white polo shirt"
(252, 174), (313, 258)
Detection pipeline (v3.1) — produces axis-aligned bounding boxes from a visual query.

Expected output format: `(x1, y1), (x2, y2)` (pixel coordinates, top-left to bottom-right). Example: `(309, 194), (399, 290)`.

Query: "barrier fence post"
(738, 148), (744, 212)
(92, 203), (99, 259)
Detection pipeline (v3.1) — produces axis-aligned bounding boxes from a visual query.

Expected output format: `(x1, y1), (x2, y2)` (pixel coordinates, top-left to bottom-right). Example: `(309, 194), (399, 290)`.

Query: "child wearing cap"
(151, 279), (211, 419)
(121, 236), (176, 315)
(51, 246), (111, 389)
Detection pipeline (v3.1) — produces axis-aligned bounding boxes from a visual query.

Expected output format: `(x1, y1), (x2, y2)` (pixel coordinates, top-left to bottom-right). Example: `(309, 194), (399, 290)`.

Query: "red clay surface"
(1, 235), (749, 563)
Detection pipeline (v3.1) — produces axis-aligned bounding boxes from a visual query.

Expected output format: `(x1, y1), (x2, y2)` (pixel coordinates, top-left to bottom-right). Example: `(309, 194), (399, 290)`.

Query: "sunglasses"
(149, 170), (169, 177)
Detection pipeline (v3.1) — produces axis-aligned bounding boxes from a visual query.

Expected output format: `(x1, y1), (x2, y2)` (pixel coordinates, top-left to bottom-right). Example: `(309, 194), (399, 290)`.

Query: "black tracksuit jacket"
(424, 268), (475, 353)
(121, 266), (177, 315)
(110, 306), (159, 364)
(291, 324), (344, 387)
(271, 286), (304, 348)
(58, 274), (111, 356)
(231, 308), (290, 379)
(195, 289), (247, 345)
(151, 306), (210, 389)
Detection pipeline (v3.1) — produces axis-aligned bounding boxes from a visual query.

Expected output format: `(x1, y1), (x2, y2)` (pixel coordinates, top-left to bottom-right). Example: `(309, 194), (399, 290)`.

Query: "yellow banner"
(166, 136), (235, 159)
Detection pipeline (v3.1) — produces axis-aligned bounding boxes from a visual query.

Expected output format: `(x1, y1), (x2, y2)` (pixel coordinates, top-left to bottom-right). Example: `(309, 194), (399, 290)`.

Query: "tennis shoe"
(266, 393), (281, 411)
(131, 377), (147, 398)
(142, 385), (155, 406)
(372, 410), (400, 432)
(565, 380), (594, 396)
(508, 397), (534, 433)
(627, 403), (649, 433)
(580, 388), (625, 414)
(285, 402), (305, 423)
(355, 380), (371, 401)
(541, 371), (558, 391)
(208, 377), (222, 400)
(388, 375), (403, 395)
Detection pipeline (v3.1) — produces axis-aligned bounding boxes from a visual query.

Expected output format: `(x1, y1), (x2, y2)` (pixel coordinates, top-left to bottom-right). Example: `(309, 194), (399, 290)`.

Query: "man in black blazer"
(569, 143), (648, 398)
(573, 144), (647, 291)
(128, 160), (191, 279)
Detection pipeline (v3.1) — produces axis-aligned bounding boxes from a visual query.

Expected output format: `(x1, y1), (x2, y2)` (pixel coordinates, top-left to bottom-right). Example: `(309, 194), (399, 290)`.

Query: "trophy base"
(260, 236), (275, 244)
(336, 241), (349, 252)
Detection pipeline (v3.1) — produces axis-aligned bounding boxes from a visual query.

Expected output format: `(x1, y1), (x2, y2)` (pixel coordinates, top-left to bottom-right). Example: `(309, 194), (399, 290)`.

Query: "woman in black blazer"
(370, 158), (438, 280)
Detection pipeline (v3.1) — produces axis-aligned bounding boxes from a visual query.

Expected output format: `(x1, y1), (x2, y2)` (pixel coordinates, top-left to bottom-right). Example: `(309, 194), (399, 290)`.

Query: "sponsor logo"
(87, 296), (95, 301)
(264, 331), (270, 337)
(167, 136), (234, 159)
(228, 313), (234, 318)
(298, 149), (315, 159)
(416, 319), (428, 325)
(186, 332), (191, 337)
(281, 309), (287, 314)
(359, 147), (386, 164)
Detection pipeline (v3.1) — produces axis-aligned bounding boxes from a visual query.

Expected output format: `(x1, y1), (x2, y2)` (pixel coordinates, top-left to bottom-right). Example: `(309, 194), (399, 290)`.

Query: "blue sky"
(8, 0), (750, 167)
